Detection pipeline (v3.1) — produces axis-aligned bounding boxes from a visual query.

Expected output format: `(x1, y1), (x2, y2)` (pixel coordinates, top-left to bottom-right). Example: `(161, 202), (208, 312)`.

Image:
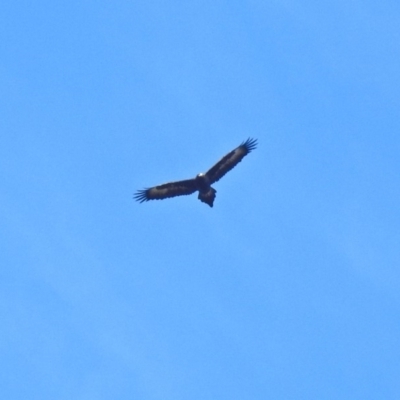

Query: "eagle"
(134, 138), (257, 207)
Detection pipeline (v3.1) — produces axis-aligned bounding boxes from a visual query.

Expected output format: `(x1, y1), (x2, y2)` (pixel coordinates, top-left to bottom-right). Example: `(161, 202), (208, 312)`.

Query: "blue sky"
(1, 1), (400, 399)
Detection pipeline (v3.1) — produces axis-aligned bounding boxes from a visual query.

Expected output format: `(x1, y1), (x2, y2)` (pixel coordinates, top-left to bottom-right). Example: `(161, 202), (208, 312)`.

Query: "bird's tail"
(198, 187), (216, 207)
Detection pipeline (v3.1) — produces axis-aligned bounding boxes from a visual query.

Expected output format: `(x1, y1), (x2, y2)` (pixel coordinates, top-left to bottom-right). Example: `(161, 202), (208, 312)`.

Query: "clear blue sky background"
(1, 1), (400, 399)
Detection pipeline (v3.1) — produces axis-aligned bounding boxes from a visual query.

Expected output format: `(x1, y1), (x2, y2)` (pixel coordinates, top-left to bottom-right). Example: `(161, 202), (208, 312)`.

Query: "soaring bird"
(134, 138), (257, 207)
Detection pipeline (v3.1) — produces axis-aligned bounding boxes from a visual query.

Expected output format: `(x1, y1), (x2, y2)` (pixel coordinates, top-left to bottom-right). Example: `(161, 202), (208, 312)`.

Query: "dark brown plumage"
(134, 138), (257, 207)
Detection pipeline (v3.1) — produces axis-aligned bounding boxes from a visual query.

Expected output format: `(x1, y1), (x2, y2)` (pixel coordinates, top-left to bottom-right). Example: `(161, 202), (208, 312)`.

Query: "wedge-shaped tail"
(198, 188), (216, 207)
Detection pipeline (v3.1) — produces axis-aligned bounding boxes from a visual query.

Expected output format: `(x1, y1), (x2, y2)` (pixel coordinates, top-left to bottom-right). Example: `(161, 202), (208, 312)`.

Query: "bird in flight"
(134, 138), (257, 207)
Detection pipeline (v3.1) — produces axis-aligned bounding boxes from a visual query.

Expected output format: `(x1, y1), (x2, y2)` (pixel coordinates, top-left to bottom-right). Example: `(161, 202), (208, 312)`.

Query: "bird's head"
(195, 173), (210, 189)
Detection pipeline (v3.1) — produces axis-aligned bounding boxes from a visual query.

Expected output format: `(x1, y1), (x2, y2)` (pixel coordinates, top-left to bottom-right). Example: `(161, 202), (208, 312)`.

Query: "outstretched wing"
(205, 138), (257, 184)
(134, 178), (197, 203)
